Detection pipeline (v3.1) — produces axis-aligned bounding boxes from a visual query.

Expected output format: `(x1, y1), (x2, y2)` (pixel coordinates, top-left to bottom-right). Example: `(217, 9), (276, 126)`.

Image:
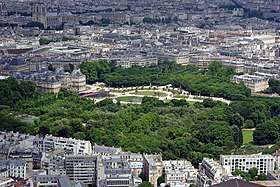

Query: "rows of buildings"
(2, 131), (280, 187)
(1, 0), (280, 30)
(1, 0), (280, 93)
(0, 131), (195, 187)
(197, 155), (277, 187)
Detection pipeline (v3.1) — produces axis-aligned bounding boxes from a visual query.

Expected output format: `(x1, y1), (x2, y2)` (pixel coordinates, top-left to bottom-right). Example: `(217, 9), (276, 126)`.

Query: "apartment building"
(197, 173), (213, 187)
(42, 135), (92, 155)
(189, 57), (219, 70)
(65, 155), (98, 185)
(272, 150), (280, 170)
(92, 144), (122, 158)
(0, 58), (29, 76)
(243, 63), (280, 75)
(197, 158), (226, 187)
(155, 53), (189, 64)
(33, 175), (64, 187)
(232, 74), (269, 92)
(220, 154), (275, 175)
(222, 60), (244, 73)
(117, 57), (158, 68)
(9, 153), (33, 174)
(162, 160), (197, 187)
(41, 154), (66, 176)
(120, 152), (143, 176)
(99, 157), (133, 187)
(0, 160), (27, 179)
(0, 177), (14, 187)
(31, 175), (84, 187)
(143, 154), (163, 187)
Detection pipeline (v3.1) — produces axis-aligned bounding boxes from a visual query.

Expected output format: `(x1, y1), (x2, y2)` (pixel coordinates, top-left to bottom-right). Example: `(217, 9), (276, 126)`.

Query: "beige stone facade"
(12, 69), (86, 93)
(232, 74), (269, 92)
(143, 154), (163, 187)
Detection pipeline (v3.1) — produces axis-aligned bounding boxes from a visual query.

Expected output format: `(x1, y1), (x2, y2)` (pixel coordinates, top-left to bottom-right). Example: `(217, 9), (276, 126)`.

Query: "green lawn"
(188, 101), (196, 106)
(174, 95), (189, 99)
(115, 96), (142, 103)
(21, 116), (39, 124)
(170, 90), (181, 94)
(193, 97), (205, 100)
(242, 129), (254, 144)
(110, 89), (126, 93)
(132, 91), (167, 97)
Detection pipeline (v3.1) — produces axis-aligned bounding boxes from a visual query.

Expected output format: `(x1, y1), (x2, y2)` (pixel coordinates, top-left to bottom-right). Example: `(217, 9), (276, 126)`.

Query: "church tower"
(32, 3), (47, 25)
(0, 3), (7, 16)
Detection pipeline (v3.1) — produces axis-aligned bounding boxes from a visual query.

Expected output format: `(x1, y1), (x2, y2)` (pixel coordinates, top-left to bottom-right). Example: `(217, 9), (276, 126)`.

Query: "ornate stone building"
(12, 68), (86, 93)
(32, 3), (75, 29)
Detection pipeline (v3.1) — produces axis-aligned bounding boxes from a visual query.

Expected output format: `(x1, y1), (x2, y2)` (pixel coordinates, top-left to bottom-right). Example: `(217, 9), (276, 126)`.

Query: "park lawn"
(174, 95), (189, 99)
(170, 90), (181, 94)
(21, 116), (39, 124)
(188, 101), (196, 106)
(193, 97), (205, 100)
(132, 91), (167, 97)
(115, 96), (143, 103)
(110, 89), (125, 93)
(242, 129), (254, 144)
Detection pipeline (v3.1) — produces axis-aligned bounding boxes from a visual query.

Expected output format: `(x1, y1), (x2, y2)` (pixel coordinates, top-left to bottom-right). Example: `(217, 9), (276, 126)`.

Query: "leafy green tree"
(263, 140), (280, 154)
(0, 78), (37, 106)
(244, 120), (254, 128)
(248, 168), (258, 179)
(57, 128), (70, 138)
(189, 185), (197, 187)
(142, 97), (165, 107)
(80, 61), (98, 83)
(139, 182), (153, 187)
(169, 99), (189, 107)
(229, 113), (244, 127)
(232, 169), (252, 181)
(0, 112), (30, 132)
(257, 173), (268, 181)
(188, 152), (206, 168)
(80, 60), (111, 83)
(232, 125), (243, 147)
(253, 120), (279, 145)
(73, 132), (86, 140)
(129, 112), (160, 134)
(96, 98), (113, 107)
(69, 119), (85, 132)
(217, 67), (235, 77)
(202, 99), (223, 108)
(5, 64), (280, 168)
(208, 61), (222, 76)
(266, 79), (280, 95)
(39, 38), (54, 45)
(38, 126), (50, 136)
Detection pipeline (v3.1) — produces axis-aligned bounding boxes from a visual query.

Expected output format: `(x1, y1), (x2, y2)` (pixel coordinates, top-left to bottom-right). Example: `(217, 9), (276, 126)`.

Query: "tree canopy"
(80, 60), (250, 100)
(1, 60), (280, 167)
